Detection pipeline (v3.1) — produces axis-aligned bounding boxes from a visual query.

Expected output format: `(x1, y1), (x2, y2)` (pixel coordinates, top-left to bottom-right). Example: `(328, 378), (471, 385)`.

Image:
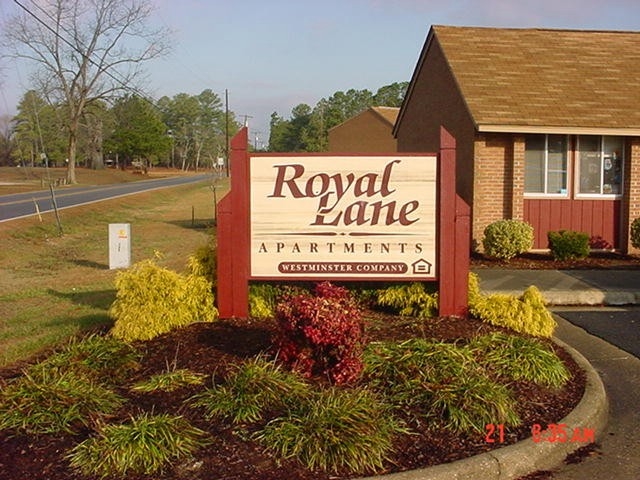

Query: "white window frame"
(523, 134), (569, 199)
(575, 135), (624, 200)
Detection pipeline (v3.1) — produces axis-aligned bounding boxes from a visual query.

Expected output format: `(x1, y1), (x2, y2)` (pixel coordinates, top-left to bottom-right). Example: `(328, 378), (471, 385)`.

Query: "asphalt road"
(0, 174), (213, 222)
(553, 306), (640, 358)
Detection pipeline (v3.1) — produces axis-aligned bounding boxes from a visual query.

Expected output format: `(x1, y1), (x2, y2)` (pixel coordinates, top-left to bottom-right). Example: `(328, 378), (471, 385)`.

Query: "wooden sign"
(249, 155), (437, 279)
(217, 127), (470, 318)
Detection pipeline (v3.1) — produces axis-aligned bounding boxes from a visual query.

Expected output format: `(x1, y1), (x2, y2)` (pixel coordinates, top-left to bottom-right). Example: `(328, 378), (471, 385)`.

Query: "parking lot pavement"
(553, 306), (640, 358)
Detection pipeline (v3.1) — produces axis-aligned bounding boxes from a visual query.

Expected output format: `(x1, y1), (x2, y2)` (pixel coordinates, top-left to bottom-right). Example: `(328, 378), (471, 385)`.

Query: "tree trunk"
(90, 116), (105, 170)
(66, 132), (77, 184)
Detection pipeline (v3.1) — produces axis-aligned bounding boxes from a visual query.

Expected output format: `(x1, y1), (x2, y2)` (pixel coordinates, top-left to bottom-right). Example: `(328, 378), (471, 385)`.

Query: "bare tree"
(2, 0), (171, 183)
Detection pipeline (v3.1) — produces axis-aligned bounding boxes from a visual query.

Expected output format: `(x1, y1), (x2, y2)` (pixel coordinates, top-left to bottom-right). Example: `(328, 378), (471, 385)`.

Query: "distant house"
(328, 106), (399, 152)
(394, 25), (640, 252)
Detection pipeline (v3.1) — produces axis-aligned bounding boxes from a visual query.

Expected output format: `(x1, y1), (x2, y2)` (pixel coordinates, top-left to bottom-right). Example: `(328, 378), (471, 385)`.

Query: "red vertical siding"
(524, 199), (620, 249)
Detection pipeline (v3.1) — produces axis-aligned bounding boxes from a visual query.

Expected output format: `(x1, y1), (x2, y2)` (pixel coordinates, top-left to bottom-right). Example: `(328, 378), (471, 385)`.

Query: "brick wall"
(511, 136), (525, 221)
(472, 133), (519, 249)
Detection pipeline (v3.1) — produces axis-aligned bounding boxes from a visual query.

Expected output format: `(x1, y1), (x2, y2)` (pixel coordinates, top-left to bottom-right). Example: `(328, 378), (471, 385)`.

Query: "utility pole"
(254, 131), (263, 150)
(225, 89), (229, 177)
(240, 114), (253, 127)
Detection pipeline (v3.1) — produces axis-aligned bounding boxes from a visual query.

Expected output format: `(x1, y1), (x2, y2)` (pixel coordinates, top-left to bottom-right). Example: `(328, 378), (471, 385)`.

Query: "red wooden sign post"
(216, 126), (469, 318)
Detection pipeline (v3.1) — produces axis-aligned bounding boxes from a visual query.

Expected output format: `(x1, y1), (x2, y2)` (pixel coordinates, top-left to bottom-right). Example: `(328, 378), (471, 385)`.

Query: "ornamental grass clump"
(0, 365), (125, 434)
(273, 282), (365, 384)
(190, 356), (310, 424)
(257, 386), (404, 474)
(67, 413), (211, 478)
(109, 258), (217, 342)
(131, 368), (206, 393)
(0, 334), (137, 435)
(470, 332), (570, 388)
(363, 338), (520, 433)
(37, 334), (140, 384)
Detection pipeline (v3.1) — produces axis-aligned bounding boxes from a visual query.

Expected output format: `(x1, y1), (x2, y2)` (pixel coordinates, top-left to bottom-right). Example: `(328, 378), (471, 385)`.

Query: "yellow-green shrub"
(375, 282), (438, 318)
(187, 243), (217, 288)
(468, 273), (556, 338)
(110, 259), (217, 342)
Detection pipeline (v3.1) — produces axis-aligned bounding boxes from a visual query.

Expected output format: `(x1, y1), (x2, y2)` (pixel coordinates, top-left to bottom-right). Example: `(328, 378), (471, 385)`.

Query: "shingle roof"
(371, 107), (399, 126)
(432, 25), (640, 132)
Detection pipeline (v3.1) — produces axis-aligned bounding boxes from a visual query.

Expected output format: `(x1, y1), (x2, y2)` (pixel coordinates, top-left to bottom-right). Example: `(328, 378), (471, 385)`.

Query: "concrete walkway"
(474, 269), (640, 306)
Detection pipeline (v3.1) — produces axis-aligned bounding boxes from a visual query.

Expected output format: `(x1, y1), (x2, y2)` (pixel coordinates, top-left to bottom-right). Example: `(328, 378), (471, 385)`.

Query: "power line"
(12, 0), (151, 102)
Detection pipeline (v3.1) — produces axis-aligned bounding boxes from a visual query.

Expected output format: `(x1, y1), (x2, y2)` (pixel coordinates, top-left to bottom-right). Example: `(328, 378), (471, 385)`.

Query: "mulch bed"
(471, 250), (640, 270)
(0, 312), (587, 480)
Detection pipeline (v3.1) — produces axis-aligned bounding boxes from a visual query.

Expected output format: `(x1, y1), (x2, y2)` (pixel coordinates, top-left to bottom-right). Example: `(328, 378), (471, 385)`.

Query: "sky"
(1, 0), (640, 147)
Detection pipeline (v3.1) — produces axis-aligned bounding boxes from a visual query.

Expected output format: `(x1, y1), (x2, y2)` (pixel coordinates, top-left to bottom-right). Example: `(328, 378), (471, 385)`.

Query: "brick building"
(328, 106), (398, 152)
(394, 25), (640, 252)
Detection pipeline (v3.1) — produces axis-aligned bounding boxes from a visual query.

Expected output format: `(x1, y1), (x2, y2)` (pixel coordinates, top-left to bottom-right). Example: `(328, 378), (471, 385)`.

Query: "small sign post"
(109, 223), (131, 269)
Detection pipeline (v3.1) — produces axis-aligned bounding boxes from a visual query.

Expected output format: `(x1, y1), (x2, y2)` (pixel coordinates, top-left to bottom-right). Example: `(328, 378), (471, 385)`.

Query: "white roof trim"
(478, 124), (640, 136)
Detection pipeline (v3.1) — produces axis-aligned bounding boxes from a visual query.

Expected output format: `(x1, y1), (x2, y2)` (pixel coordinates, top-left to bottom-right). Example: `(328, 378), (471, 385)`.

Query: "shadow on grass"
(47, 288), (116, 310)
(165, 218), (216, 230)
(43, 312), (114, 332)
(70, 259), (110, 270)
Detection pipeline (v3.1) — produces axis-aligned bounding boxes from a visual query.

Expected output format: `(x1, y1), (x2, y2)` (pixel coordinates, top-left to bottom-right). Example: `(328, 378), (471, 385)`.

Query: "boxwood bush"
(630, 218), (640, 249)
(547, 230), (589, 261)
(482, 219), (534, 260)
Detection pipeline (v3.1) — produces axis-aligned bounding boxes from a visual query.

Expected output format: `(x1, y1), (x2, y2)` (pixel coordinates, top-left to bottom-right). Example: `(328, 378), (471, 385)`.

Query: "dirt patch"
(0, 313), (587, 480)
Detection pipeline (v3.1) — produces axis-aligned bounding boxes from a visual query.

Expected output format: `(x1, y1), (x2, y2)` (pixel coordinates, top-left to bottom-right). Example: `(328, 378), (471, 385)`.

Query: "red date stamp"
(484, 423), (506, 443)
(485, 423), (595, 444)
(531, 423), (595, 443)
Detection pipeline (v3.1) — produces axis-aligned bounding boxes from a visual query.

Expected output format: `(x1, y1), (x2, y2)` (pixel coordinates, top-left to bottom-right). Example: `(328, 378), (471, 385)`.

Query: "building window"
(524, 134), (568, 195)
(577, 136), (623, 196)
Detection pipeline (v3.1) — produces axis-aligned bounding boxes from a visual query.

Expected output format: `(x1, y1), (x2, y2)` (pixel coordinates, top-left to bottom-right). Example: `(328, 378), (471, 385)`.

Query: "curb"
(361, 337), (609, 480)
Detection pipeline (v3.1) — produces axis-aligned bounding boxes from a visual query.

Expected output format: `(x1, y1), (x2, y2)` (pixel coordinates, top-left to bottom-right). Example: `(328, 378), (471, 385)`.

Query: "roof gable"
(404, 25), (640, 133)
(328, 106), (399, 132)
(370, 106), (399, 126)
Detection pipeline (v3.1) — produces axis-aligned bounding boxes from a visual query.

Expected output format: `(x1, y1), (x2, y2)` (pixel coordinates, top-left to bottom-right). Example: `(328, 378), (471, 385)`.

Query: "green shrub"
(362, 339), (520, 433)
(468, 273), (556, 338)
(547, 230), (590, 261)
(470, 333), (570, 388)
(482, 219), (534, 260)
(375, 282), (438, 318)
(68, 413), (211, 478)
(631, 218), (640, 249)
(0, 366), (125, 434)
(257, 387), (404, 474)
(109, 259), (217, 342)
(190, 356), (310, 424)
(273, 282), (365, 385)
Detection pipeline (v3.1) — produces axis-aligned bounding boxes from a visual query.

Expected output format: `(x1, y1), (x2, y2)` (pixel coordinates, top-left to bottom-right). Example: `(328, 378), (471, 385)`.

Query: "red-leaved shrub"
(273, 282), (365, 385)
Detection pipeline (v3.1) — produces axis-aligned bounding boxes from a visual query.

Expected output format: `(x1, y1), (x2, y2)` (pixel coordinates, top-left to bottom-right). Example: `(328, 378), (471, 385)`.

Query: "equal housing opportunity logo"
(249, 155), (437, 279)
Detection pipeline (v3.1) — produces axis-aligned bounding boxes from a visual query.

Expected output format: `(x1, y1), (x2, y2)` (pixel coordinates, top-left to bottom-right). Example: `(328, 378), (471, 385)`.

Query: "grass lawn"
(0, 168), (228, 366)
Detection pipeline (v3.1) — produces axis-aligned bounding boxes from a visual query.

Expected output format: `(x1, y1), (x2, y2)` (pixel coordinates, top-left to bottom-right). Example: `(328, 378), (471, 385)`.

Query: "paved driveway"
(553, 306), (640, 358)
